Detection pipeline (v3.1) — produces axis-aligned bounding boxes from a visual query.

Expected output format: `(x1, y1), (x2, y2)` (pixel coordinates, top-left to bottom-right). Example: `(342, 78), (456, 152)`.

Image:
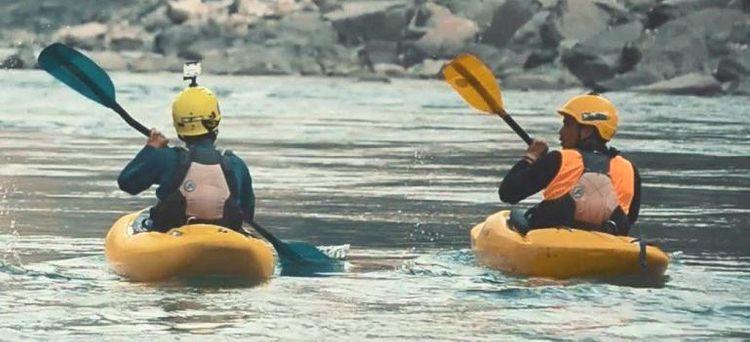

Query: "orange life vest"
(542, 149), (635, 228)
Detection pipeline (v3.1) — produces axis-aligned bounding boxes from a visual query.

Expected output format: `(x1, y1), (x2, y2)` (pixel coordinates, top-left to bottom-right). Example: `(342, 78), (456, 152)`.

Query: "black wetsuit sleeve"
(498, 151), (562, 204)
(628, 164), (642, 225)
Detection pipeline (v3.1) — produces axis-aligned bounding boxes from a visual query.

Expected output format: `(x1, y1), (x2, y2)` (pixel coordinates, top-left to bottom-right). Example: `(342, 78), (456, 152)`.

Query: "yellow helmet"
(557, 93), (618, 141)
(172, 86), (221, 137)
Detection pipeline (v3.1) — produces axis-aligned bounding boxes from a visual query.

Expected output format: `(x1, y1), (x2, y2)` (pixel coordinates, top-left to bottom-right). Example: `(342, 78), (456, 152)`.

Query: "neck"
(577, 139), (607, 152)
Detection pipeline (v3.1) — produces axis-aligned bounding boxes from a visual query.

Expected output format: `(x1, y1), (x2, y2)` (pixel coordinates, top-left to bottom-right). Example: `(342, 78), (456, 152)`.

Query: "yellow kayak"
(470, 211), (668, 280)
(105, 210), (275, 283)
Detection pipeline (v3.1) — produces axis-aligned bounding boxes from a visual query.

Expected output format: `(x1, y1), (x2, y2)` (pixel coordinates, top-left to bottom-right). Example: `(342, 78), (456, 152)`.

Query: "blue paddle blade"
(37, 43), (116, 108)
(280, 241), (345, 276)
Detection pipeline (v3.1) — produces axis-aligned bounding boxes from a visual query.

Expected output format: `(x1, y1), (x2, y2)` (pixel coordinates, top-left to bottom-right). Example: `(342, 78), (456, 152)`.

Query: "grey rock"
(728, 21), (750, 44)
(446, 0), (504, 32)
(524, 49), (557, 69)
(325, 0), (406, 45)
(483, 0), (540, 48)
(1, 46), (35, 69)
(107, 23), (151, 51)
(166, 0), (212, 25)
(598, 67), (662, 91)
(560, 40), (617, 88)
(554, 0), (612, 42)
(637, 8), (748, 81)
(139, 6), (172, 33)
(313, 0), (342, 13)
(728, 0), (750, 13)
(714, 48), (750, 82)
(86, 50), (129, 71)
(153, 24), (205, 57)
(363, 40), (399, 65)
(54, 22), (108, 50)
(373, 62), (407, 77)
(728, 77), (750, 95)
(502, 65), (582, 90)
(580, 21), (644, 55)
(412, 4), (478, 58)
(633, 72), (723, 95)
(407, 58), (448, 78)
(129, 52), (183, 73)
(511, 10), (552, 48)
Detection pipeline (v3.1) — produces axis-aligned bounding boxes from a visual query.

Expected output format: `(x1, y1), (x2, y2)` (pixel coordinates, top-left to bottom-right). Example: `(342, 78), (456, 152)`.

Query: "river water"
(0, 70), (748, 340)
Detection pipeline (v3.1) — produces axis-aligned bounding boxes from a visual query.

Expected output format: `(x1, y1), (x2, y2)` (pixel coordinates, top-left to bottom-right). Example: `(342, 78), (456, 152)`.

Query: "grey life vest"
(149, 147), (243, 231)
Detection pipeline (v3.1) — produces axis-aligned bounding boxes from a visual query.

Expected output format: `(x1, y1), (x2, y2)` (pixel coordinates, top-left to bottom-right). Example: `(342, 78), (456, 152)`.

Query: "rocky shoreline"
(1, 0), (748, 95)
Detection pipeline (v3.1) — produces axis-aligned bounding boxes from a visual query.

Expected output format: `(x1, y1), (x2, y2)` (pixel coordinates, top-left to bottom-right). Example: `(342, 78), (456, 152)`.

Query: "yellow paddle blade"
(442, 53), (505, 116)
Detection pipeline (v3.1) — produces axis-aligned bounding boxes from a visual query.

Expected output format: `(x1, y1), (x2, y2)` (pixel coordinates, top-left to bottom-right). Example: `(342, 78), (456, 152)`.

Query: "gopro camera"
(183, 61), (201, 87)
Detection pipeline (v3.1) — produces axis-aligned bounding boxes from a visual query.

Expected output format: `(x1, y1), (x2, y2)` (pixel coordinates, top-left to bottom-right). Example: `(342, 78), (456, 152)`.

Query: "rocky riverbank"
(1, 0), (748, 95)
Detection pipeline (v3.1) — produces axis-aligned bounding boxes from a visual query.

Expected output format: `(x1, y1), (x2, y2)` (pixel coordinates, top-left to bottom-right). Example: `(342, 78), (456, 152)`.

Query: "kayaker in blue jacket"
(118, 84), (255, 233)
(498, 93), (641, 236)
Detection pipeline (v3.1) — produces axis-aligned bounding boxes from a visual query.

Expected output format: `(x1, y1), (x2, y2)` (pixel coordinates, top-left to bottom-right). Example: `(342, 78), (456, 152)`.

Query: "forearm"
(498, 151), (560, 204)
(117, 146), (161, 194)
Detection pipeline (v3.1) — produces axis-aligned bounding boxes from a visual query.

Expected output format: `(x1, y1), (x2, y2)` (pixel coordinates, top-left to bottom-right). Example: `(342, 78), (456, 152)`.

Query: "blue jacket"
(117, 139), (256, 220)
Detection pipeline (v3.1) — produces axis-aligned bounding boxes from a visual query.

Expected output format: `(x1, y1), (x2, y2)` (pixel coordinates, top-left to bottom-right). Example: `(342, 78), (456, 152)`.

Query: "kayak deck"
(105, 211), (275, 283)
(470, 211), (668, 280)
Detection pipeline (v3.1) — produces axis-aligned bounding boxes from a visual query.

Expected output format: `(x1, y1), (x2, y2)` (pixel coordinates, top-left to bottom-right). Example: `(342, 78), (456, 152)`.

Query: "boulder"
(511, 10), (553, 48)
(107, 23), (150, 51)
(86, 50), (129, 71)
(598, 67), (662, 91)
(632, 72), (723, 95)
(153, 24), (204, 56)
(325, 0), (406, 45)
(141, 6), (173, 32)
(373, 62), (407, 77)
(594, 0), (632, 25)
(1, 47), (35, 69)
(413, 4), (478, 58)
(128, 52), (183, 73)
(407, 58), (447, 78)
(447, 0), (504, 32)
(637, 9), (748, 81)
(713, 49), (750, 82)
(54, 22), (108, 50)
(524, 49), (557, 69)
(463, 43), (506, 66)
(728, 0), (750, 12)
(560, 40), (617, 88)
(166, 0), (211, 24)
(560, 21), (644, 83)
(580, 21), (644, 55)
(728, 77), (750, 95)
(482, 0), (539, 48)
(231, 0), (274, 17)
(312, 0), (342, 13)
(502, 66), (582, 90)
(554, 0), (612, 42)
(728, 21), (750, 44)
(364, 40), (399, 65)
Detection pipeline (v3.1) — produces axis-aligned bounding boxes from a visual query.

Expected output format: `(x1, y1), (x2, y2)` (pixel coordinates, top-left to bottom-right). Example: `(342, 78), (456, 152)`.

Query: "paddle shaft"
(246, 220), (301, 262)
(498, 110), (533, 146)
(450, 60), (534, 146)
(113, 103), (151, 137)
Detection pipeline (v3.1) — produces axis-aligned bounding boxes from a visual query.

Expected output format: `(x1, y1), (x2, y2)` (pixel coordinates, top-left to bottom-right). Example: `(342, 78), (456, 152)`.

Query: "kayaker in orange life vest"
(117, 82), (255, 233)
(499, 93), (641, 236)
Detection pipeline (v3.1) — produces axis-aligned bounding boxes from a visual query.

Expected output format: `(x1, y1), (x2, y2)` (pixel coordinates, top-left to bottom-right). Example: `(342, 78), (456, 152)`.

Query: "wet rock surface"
(0, 0), (747, 95)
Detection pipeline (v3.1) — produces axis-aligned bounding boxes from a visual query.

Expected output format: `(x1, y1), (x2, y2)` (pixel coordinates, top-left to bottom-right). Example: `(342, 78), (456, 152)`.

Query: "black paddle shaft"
(112, 103), (150, 137)
(500, 112), (533, 146)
